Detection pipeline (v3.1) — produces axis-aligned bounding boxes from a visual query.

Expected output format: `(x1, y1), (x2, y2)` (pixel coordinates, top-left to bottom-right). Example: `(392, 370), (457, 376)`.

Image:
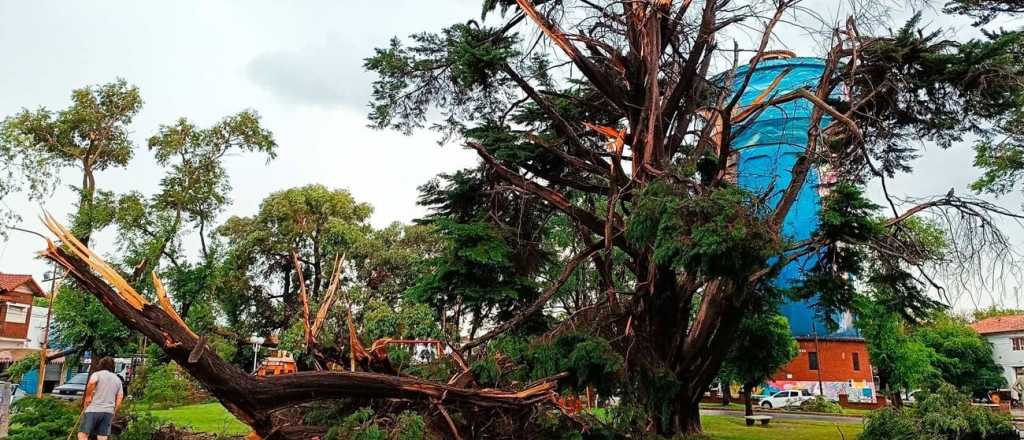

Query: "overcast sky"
(0, 1), (1021, 310)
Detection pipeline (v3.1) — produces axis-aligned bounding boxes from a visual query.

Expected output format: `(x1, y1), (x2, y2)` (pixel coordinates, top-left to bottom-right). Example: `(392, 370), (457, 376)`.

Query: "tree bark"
(722, 379), (733, 405)
(744, 383), (754, 417)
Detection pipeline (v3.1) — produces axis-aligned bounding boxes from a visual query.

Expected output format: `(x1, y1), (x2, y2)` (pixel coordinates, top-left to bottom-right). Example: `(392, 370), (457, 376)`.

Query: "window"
(808, 352), (819, 370)
(1013, 337), (1024, 351)
(853, 352), (861, 371)
(4, 304), (27, 323)
(801, 390), (813, 396)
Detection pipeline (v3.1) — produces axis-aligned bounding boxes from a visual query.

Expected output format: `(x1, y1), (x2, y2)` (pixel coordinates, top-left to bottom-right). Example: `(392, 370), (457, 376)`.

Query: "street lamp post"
(36, 268), (63, 398)
(248, 336), (265, 374)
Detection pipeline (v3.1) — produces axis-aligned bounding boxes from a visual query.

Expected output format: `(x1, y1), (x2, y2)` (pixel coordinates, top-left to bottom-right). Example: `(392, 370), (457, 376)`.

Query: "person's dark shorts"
(79, 411), (114, 436)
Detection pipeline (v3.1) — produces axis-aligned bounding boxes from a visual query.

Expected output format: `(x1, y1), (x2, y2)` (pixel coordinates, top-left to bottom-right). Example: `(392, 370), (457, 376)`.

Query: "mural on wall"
(763, 380), (875, 402)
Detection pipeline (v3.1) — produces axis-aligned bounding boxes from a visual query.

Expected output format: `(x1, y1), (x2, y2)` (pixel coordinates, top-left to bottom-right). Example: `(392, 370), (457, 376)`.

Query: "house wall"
(0, 284), (35, 341)
(26, 307), (49, 349)
(768, 339), (876, 402)
(981, 332), (1024, 398)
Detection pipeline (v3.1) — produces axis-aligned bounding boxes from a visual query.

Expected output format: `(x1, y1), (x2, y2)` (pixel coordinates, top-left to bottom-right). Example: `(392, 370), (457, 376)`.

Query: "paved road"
(701, 408), (864, 424)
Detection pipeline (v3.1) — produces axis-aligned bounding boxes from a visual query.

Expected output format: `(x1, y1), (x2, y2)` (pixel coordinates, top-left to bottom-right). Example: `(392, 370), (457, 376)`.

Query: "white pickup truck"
(759, 389), (816, 409)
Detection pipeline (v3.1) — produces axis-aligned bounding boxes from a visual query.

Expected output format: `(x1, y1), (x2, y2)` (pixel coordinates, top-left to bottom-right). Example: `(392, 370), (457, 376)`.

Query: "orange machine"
(256, 349), (298, 376)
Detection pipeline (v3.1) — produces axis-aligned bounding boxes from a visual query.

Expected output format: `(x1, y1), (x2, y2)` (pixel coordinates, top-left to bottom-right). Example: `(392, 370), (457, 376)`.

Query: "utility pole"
(36, 268), (63, 398)
(811, 321), (825, 396)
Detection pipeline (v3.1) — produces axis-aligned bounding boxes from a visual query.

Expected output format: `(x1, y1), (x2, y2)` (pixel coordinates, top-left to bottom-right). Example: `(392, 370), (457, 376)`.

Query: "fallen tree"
(27, 1), (1024, 437)
(38, 215), (561, 439)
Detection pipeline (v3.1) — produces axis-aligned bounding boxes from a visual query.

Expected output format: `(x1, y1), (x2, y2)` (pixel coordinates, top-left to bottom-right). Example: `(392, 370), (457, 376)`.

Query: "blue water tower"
(728, 56), (858, 338)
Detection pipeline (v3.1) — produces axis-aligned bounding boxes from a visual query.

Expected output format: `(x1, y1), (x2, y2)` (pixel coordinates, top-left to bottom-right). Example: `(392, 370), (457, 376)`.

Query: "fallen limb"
(37, 217), (559, 439)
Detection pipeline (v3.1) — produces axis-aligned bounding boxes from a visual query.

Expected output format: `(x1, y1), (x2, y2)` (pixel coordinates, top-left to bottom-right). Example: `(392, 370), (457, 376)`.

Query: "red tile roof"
(0, 273), (45, 297)
(971, 315), (1024, 335)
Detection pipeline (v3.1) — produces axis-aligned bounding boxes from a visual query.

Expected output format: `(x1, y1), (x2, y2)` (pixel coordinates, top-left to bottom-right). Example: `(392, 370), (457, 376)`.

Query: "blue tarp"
(730, 57), (859, 339)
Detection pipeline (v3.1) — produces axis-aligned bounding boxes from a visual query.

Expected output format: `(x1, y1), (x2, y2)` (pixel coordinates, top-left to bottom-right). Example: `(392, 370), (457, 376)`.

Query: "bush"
(798, 395), (843, 414)
(138, 362), (203, 408)
(861, 383), (1016, 440)
(116, 410), (165, 440)
(323, 407), (437, 440)
(9, 396), (78, 440)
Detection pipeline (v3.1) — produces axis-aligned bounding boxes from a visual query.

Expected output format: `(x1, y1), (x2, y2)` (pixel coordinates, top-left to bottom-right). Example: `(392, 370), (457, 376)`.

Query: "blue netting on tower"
(729, 57), (859, 339)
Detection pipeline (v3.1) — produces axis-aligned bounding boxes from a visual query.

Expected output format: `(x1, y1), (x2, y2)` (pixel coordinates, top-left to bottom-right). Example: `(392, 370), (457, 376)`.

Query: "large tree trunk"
(660, 278), (750, 435)
(744, 383), (754, 416)
(679, 399), (703, 435)
(722, 379), (733, 405)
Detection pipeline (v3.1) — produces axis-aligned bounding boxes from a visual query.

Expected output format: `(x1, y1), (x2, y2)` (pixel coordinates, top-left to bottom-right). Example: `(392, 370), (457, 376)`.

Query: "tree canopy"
(5, 0), (1024, 438)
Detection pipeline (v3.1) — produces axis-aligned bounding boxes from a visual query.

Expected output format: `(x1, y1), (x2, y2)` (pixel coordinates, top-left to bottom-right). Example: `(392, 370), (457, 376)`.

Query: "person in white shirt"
(78, 357), (124, 440)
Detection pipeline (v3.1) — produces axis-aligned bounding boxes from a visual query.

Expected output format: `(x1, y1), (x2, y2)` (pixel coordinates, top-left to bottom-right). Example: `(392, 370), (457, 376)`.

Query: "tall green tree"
(857, 301), (938, 406)
(34, 1), (1024, 438)
(0, 79), (142, 244)
(216, 184), (372, 336)
(363, 1), (1024, 434)
(721, 311), (798, 416)
(912, 315), (1006, 398)
(2, 81), (279, 360)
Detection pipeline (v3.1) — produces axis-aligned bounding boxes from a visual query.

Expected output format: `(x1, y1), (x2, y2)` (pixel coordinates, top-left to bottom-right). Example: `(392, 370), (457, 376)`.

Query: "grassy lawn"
(148, 402), (251, 436)
(703, 415), (863, 440)
(151, 402), (863, 439)
(700, 402), (873, 417)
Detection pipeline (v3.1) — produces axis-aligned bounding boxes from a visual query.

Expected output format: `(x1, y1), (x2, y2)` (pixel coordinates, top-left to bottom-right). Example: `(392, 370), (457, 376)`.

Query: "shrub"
(9, 396), (78, 440)
(138, 362), (203, 408)
(861, 383), (1016, 440)
(323, 408), (437, 440)
(116, 410), (165, 440)
(798, 395), (843, 414)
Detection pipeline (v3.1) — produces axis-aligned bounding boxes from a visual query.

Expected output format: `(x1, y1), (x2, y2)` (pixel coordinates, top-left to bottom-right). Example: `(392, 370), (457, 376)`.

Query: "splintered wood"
(40, 212), (149, 311)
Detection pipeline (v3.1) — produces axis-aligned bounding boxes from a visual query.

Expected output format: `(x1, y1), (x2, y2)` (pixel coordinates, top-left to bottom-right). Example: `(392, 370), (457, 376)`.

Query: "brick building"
(767, 336), (876, 402)
(0, 273), (46, 348)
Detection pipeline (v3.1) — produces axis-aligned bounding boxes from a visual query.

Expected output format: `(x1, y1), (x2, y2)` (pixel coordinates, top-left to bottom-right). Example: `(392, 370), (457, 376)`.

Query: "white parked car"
(759, 389), (815, 409)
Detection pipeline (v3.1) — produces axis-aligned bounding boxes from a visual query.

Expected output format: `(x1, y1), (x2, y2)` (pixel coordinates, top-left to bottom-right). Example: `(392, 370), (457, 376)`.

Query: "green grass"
(703, 415), (863, 440)
(147, 402), (251, 436)
(699, 402), (873, 417)
(151, 402), (863, 439)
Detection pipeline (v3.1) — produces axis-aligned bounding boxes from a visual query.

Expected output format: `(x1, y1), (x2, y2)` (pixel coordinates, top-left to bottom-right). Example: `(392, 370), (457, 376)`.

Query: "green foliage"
(861, 384), (1016, 440)
(944, 0), (1024, 24)
(472, 334), (623, 395)
(627, 182), (778, 280)
(324, 407), (436, 440)
(560, 335), (624, 395)
(795, 183), (884, 327)
(363, 301), (442, 341)
(857, 301), (939, 396)
(5, 353), (39, 383)
(216, 184), (372, 335)
(353, 223), (441, 302)
(52, 284), (135, 356)
(9, 397), (78, 440)
(365, 23), (520, 138)
(116, 410), (165, 440)
(407, 218), (541, 334)
(139, 362), (203, 409)
(637, 368), (682, 432)
(470, 357), (502, 387)
(147, 110), (277, 227)
(798, 395), (843, 414)
(973, 306), (1024, 321)
(721, 312), (798, 391)
(855, 15), (1024, 184)
(912, 315), (1006, 397)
